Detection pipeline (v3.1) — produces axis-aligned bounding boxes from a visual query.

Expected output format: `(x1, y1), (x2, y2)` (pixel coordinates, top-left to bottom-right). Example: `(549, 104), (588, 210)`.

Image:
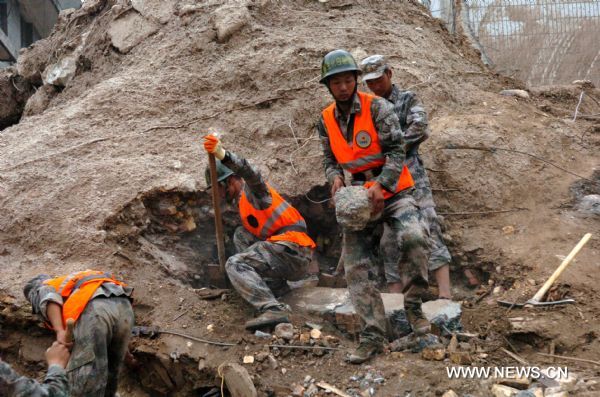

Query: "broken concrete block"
(132, 0), (174, 24)
(491, 384), (519, 397)
(421, 343), (446, 361)
(213, 2), (250, 43)
(108, 11), (159, 53)
(43, 56), (78, 87)
(274, 323), (294, 341)
(221, 362), (257, 397)
(334, 186), (371, 231)
(500, 89), (530, 99)
(23, 84), (58, 117)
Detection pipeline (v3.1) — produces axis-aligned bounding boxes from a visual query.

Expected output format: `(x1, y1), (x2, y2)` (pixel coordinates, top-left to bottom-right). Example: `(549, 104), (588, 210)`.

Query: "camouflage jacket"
(316, 92), (407, 193)
(387, 85), (429, 156)
(0, 360), (69, 397)
(222, 150), (272, 210)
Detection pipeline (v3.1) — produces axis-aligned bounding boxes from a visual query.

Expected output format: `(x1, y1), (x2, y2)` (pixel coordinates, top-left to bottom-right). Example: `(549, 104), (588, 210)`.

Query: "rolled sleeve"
(28, 283), (63, 323)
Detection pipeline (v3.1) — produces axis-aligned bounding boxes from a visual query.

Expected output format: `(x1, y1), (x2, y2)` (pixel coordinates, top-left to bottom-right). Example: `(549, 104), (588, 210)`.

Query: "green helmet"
(204, 160), (235, 188)
(320, 49), (361, 84)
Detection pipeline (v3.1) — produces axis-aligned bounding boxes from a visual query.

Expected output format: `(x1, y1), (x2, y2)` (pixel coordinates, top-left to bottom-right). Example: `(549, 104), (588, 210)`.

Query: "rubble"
(274, 323), (294, 341)
(43, 56), (77, 87)
(500, 89), (530, 99)
(220, 362), (258, 397)
(491, 384), (520, 397)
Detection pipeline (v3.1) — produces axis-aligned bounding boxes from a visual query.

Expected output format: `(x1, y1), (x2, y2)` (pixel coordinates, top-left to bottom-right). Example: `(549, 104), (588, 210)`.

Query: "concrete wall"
(0, 0), (81, 64)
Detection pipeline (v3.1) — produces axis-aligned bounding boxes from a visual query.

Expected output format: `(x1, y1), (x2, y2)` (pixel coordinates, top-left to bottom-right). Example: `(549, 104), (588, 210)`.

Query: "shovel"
(498, 233), (592, 308)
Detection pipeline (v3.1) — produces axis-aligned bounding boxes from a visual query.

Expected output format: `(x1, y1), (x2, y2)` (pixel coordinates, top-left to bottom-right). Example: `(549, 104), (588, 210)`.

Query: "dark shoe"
(244, 310), (289, 331)
(347, 340), (384, 364)
(405, 300), (431, 336)
(389, 309), (413, 339)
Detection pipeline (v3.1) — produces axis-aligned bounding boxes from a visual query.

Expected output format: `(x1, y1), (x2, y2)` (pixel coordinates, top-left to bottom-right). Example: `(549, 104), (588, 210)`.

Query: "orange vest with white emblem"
(322, 91), (414, 199)
(44, 270), (128, 325)
(239, 184), (316, 249)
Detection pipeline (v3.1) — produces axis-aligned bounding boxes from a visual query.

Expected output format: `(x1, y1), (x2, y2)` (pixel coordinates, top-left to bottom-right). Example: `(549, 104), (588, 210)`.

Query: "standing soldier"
(359, 55), (452, 305)
(317, 50), (431, 364)
(24, 269), (134, 397)
(1, 341), (70, 397)
(203, 135), (316, 330)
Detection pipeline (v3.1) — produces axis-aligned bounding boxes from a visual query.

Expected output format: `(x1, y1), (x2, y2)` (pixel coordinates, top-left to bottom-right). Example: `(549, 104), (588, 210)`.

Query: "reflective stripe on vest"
(239, 184), (316, 248)
(322, 91), (415, 198)
(44, 270), (127, 325)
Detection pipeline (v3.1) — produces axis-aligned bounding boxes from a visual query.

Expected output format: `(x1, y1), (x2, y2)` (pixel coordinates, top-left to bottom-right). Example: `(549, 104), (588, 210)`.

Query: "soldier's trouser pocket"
(67, 343), (103, 396)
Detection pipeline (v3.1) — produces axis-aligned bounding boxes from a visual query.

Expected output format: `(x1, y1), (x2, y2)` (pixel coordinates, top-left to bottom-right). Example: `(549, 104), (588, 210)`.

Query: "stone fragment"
(267, 354), (278, 369)
(108, 11), (159, 53)
(500, 89), (530, 99)
(131, 0), (173, 24)
(499, 377), (531, 390)
(291, 384), (304, 397)
(299, 332), (311, 344)
(255, 351), (269, 362)
(213, 2), (250, 43)
(310, 329), (322, 339)
(334, 186), (371, 231)
(576, 194), (600, 216)
(43, 56), (77, 87)
(23, 84), (58, 117)
(421, 343), (446, 361)
(274, 323), (294, 341)
(221, 362), (258, 397)
(242, 355), (254, 364)
(442, 391), (459, 397)
(491, 384), (519, 397)
(449, 351), (472, 365)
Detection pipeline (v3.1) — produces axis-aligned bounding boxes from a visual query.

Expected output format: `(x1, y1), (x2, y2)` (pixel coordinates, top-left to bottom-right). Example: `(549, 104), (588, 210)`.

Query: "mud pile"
(0, 0), (599, 395)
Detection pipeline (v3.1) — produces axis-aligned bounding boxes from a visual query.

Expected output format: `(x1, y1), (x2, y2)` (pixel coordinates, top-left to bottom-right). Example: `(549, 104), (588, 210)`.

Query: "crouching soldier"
(203, 134), (316, 330)
(24, 270), (134, 397)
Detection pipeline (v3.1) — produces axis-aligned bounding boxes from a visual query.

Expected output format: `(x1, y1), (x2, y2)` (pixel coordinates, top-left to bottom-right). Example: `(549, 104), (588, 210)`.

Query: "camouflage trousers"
(225, 227), (312, 312)
(66, 297), (134, 397)
(381, 154), (452, 282)
(343, 194), (429, 343)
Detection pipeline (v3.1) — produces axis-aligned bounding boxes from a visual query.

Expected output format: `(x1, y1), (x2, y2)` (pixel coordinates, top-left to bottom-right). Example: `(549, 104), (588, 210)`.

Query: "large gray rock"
(108, 10), (159, 53)
(220, 362), (257, 397)
(334, 186), (371, 231)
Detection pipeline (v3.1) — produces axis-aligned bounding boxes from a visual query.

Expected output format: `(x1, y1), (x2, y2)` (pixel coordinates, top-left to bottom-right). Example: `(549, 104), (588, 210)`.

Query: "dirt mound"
(1, 0), (599, 395)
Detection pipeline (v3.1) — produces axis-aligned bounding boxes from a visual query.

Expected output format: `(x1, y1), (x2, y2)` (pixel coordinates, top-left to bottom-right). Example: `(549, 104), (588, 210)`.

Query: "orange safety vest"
(239, 184), (316, 249)
(322, 91), (414, 199)
(44, 270), (128, 326)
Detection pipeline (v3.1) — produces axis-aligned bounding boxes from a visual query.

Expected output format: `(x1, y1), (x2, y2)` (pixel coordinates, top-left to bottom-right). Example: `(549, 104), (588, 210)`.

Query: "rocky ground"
(0, 0), (599, 396)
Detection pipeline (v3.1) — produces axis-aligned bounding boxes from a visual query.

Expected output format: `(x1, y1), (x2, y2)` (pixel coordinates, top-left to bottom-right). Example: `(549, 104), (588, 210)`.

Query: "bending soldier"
(24, 269), (134, 397)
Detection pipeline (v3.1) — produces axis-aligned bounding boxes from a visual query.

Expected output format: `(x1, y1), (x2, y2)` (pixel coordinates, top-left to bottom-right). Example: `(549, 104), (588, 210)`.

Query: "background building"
(1, 0), (81, 67)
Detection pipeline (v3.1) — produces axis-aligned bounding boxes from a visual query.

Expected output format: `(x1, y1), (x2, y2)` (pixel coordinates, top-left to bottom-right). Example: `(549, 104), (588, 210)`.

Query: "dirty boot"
(405, 300), (431, 336)
(347, 339), (384, 364)
(244, 309), (289, 331)
(389, 309), (413, 339)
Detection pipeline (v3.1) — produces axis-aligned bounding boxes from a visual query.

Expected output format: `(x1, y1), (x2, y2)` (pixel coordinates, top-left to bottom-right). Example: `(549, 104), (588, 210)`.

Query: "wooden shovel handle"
(531, 233), (592, 302)
(65, 318), (75, 344)
(208, 154), (226, 275)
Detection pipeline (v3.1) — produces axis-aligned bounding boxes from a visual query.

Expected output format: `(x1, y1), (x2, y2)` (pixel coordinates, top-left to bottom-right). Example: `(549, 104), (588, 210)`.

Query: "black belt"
(352, 166), (383, 182)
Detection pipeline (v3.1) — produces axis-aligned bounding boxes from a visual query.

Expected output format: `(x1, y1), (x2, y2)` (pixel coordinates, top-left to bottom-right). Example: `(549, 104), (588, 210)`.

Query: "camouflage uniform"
(0, 360), (69, 397)
(25, 277), (134, 397)
(222, 151), (313, 312)
(381, 85), (452, 284)
(317, 92), (430, 343)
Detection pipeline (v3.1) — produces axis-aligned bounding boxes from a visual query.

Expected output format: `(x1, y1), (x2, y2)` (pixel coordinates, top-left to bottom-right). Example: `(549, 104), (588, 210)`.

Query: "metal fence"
(461, 0), (600, 87)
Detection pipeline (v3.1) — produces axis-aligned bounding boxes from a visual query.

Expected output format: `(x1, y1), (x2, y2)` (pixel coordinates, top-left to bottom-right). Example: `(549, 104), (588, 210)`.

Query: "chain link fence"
(423, 0), (600, 87)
